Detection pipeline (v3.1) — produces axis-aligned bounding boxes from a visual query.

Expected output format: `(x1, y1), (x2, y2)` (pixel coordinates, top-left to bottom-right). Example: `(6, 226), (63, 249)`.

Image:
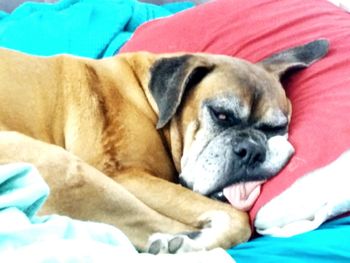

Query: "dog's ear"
(259, 39), (329, 78)
(149, 55), (214, 129)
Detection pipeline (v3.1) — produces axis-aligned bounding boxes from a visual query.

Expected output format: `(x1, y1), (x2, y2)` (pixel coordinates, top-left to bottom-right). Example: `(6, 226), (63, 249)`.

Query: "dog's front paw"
(147, 210), (250, 254)
(147, 232), (205, 254)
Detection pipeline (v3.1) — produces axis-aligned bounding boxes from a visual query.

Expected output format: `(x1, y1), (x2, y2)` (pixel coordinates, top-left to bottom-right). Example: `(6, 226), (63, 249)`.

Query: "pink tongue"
(223, 180), (265, 211)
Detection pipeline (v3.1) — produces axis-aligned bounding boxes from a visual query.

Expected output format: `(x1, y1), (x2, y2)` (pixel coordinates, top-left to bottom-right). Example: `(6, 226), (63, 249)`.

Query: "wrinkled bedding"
(1, 163), (349, 262)
(0, 163), (232, 263)
(2, 0), (350, 262)
(0, 163), (137, 262)
(0, 0), (193, 58)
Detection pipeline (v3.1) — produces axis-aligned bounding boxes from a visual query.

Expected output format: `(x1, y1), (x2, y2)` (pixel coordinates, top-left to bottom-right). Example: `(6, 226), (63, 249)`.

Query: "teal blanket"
(2, 163), (349, 262)
(0, 163), (137, 262)
(0, 0), (193, 58)
(0, 163), (231, 262)
(228, 215), (350, 262)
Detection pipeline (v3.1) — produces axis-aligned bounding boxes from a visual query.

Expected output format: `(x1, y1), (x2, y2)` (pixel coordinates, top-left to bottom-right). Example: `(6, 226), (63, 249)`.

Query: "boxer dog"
(0, 39), (328, 253)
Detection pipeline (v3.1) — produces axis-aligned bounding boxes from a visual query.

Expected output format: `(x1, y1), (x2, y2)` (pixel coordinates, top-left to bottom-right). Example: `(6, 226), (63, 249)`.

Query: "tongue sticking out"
(223, 180), (266, 211)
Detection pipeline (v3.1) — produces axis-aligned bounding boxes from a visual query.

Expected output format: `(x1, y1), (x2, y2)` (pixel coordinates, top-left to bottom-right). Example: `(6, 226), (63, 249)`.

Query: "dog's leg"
(115, 172), (251, 254)
(0, 132), (251, 252)
(0, 131), (195, 250)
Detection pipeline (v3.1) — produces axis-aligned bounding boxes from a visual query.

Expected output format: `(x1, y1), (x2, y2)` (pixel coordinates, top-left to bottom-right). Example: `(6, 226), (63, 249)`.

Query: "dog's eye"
(217, 113), (228, 121)
(209, 107), (239, 126)
(259, 124), (287, 134)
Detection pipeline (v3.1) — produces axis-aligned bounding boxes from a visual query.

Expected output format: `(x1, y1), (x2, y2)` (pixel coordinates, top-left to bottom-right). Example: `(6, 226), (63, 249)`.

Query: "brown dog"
(0, 39), (328, 253)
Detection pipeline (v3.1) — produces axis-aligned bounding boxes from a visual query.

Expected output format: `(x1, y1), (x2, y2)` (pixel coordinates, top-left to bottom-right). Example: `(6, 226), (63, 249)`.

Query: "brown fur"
(0, 49), (251, 250)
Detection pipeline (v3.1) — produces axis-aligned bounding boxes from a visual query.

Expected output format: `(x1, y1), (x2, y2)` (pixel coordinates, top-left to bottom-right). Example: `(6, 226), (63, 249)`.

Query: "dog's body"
(0, 40), (328, 253)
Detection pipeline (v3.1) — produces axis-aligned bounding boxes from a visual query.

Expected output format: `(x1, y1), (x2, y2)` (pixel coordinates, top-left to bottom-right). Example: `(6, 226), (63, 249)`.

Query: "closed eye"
(258, 123), (287, 134)
(209, 106), (240, 126)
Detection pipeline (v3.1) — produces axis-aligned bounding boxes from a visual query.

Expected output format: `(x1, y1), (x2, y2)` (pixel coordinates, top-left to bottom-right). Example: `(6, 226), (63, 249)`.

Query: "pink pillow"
(121, 0), (350, 222)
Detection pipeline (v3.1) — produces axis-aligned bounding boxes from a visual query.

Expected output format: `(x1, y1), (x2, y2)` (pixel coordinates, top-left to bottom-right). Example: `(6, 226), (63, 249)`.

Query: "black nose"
(234, 140), (266, 167)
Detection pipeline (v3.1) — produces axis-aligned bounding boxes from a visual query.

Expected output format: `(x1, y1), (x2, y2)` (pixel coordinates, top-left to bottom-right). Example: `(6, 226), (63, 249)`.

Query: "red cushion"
(121, 0), (350, 222)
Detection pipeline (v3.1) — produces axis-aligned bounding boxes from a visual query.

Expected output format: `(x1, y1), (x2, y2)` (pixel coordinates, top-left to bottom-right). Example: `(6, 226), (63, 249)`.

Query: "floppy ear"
(259, 39), (329, 78)
(149, 55), (214, 129)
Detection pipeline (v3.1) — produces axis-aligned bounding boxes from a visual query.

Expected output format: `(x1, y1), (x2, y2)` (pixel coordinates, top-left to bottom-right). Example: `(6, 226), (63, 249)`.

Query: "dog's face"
(149, 40), (328, 198)
(176, 58), (294, 198)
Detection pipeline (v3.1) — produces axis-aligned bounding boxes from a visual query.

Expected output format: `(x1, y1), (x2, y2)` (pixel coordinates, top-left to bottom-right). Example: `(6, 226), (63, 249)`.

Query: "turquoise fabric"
(228, 216), (350, 262)
(0, 0), (193, 58)
(2, 163), (349, 262)
(0, 163), (137, 262)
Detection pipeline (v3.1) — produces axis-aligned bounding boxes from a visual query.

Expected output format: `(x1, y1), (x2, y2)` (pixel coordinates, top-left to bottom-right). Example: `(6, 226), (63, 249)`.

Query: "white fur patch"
(147, 211), (232, 254)
(260, 135), (295, 175)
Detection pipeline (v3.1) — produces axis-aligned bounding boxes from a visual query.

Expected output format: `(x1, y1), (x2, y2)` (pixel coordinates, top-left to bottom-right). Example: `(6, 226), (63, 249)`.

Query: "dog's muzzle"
(233, 138), (266, 169)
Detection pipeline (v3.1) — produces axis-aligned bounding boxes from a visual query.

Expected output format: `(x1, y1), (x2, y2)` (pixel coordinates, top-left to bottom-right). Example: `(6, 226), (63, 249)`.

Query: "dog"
(0, 39), (328, 254)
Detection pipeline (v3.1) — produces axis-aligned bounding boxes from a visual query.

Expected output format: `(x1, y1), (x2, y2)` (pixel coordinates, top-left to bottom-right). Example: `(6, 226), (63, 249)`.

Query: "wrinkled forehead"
(197, 57), (291, 123)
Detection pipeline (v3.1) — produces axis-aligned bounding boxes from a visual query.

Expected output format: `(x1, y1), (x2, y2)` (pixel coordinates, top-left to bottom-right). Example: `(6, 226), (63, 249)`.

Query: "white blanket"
(255, 150), (350, 237)
(328, 0), (350, 12)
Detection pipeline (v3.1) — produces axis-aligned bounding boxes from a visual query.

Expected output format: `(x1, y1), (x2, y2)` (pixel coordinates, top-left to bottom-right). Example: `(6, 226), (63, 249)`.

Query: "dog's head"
(148, 40), (328, 201)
